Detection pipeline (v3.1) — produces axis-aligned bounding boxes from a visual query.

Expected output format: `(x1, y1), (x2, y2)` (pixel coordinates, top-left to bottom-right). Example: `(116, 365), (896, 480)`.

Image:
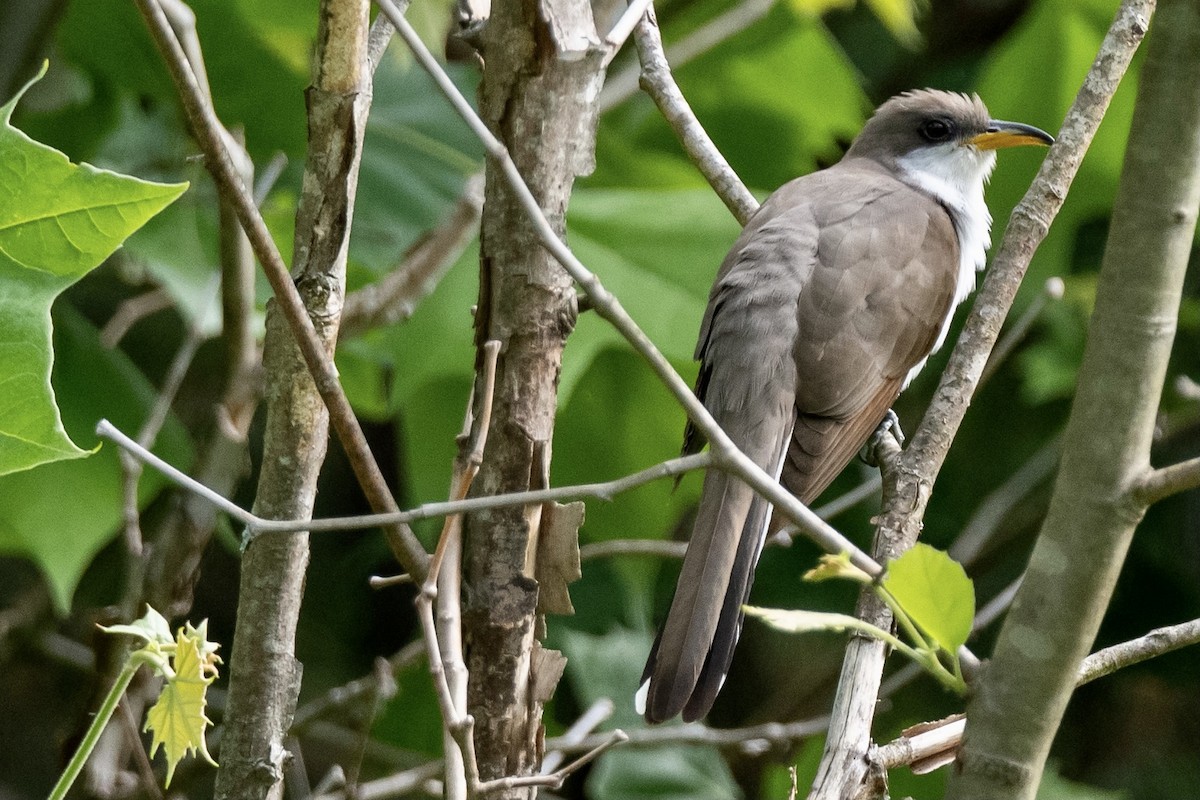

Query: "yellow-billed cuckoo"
(639, 90), (1053, 724)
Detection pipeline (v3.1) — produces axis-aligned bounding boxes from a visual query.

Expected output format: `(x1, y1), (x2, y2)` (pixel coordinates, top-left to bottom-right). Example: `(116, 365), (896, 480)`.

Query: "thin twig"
(631, 6), (758, 225)
(132, 0), (429, 582)
(1135, 455), (1200, 505)
(603, 0), (655, 63)
(949, 437), (1060, 565)
(291, 641), (425, 732)
(550, 713), (830, 755)
(600, 0), (774, 111)
(98, 418), (713, 535)
(373, 0), (881, 579)
(99, 289), (173, 348)
(578, 538), (688, 561)
(475, 731), (628, 793)
(425, 340), (500, 800)
(540, 698), (615, 774)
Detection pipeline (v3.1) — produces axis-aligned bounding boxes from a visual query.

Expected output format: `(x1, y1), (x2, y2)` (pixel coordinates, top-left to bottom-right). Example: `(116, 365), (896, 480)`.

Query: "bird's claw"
(860, 409), (904, 467)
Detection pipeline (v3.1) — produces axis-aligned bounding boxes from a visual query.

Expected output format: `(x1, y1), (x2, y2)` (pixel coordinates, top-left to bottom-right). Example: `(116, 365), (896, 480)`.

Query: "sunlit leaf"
(802, 552), (873, 584)
(881, 544), (975, 652)
(0, 63), (187, 476)
(744, 605), (869, 635)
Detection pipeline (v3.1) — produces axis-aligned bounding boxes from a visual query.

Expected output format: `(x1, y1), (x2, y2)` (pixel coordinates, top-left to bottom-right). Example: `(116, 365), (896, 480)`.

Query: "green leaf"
(744, 605), (872, 636)
(881, 543), (975, 653)
(802, 552), (873, 584)
(0, 64), (187, 476)
(0, 307), (194, 612)
(144, 626), (219, 787)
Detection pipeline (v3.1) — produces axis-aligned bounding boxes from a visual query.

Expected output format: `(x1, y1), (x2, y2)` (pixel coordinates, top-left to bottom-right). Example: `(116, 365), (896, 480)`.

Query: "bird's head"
(846, 89), (1054, 201)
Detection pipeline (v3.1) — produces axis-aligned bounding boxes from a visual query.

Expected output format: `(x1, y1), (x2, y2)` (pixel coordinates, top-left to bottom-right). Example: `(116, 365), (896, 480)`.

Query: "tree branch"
(1135, 454), (1200, 505)
(97, 419), (712, 536)
(631, 6), (758, 225)
(949, 0), (1200, 794)
(132, 0), (429, 583)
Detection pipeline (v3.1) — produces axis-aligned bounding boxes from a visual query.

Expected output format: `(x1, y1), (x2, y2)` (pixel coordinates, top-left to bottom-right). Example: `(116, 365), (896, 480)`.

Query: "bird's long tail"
(640, 424), (789, 723)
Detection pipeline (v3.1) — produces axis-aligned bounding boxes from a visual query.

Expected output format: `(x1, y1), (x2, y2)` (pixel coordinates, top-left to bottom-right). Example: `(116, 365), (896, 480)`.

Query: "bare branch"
(291, 640), (426, 733)
(602, 0), (654, 61)
(131, 0), (429, 581)
(631, 6), (758, 225)
(579, 538), (688, 561)
(1078, 616), (1200, 684)
(99, 289), (173, 347)
(1135, 455), (1200, 505)
(98, 418), (713, 535)
(600, 0), (774, 111)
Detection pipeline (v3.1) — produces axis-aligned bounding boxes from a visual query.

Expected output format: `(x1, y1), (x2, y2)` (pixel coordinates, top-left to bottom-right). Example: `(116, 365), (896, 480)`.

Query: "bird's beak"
(970, 120), (1055, 150)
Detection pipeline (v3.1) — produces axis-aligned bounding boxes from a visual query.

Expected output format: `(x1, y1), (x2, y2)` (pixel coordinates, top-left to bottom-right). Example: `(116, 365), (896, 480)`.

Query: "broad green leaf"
(881, 543), (975, 652)
(0, 307), (193, 612)
(144, 627), (219, 787)
(0, 65), (187, 476)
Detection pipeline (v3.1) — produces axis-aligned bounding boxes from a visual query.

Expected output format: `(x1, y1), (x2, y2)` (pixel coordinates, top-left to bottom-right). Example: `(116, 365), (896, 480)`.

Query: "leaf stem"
(48, 660), (142, 800)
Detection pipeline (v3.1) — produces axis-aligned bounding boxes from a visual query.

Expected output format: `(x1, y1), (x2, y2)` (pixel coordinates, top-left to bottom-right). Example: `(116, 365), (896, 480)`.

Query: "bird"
(638, 89), (1053, 724)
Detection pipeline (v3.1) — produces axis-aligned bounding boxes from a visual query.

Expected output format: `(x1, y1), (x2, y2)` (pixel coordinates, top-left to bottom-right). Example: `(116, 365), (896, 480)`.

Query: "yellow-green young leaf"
(744, 605), (867, 635)
(0, 62), (188, 476)
(881, 544), (975, 652)
(100, 606), (174, 646)
(144, 630), (218, 787)
(802, 552), (873, 584)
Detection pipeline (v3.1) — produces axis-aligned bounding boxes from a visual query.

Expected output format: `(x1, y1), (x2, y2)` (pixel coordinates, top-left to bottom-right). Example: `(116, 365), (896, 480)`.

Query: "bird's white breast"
(895, 143), (997, 386)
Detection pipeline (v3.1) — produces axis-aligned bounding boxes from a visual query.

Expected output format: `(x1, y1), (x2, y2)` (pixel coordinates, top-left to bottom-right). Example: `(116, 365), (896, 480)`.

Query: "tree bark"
(946, 1), (1200, 796)
(214, 2), (373, 798)
(463, 0), (604, 792)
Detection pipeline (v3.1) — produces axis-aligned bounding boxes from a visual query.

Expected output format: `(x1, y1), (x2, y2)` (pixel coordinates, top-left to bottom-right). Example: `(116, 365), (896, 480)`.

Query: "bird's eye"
(920, 118), (954, 142)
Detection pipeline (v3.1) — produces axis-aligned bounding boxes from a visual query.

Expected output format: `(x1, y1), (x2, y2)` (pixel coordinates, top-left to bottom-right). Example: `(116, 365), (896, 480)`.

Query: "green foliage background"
(0, 0), (1197, 797)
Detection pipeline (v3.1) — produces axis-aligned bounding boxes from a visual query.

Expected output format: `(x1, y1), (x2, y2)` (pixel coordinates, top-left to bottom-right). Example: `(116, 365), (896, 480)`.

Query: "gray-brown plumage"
(640, 90), (1053, 724)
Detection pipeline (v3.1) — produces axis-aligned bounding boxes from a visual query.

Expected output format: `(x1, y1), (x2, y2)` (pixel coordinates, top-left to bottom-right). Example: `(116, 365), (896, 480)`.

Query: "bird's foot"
(860, 409), (904, 467)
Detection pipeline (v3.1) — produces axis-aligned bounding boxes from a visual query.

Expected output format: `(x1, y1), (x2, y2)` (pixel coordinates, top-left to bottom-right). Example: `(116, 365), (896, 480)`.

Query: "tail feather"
(643, 423), (789, 724)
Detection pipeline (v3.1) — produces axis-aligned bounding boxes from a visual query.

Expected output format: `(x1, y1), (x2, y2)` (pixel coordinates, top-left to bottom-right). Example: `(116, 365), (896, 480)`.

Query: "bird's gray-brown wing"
(644, 196), (821, 723)
(782, 161), (961, 503)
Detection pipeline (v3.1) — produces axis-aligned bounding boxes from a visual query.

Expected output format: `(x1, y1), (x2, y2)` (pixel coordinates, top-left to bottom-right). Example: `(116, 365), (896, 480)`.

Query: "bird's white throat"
(895, 143), (997, 385)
